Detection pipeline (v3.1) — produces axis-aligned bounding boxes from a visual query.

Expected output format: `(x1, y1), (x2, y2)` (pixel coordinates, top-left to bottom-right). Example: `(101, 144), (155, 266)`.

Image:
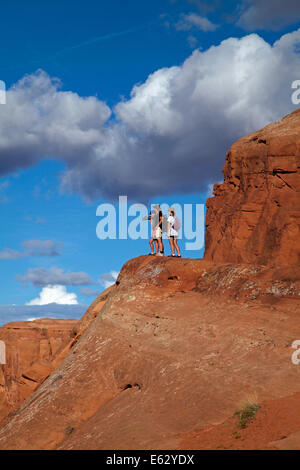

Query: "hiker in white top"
(167, 208), (181, 257)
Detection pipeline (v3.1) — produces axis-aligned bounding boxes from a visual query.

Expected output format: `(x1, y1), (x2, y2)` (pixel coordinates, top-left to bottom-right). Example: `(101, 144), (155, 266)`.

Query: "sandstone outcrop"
(0, 318), (77, 421)
(0, 110), (300, 450)
(0, 256), (299, 450)
(178, 391), (300, 450)
(0, 287), (113, 424)
(205, 109), (300, 265)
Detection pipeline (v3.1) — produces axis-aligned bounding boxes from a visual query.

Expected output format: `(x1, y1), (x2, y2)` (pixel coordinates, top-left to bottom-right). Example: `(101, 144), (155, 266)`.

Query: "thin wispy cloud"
(16, 266), (95, 287)
(0, 240), (62, 260)
(24, 216), (46, 224)
(1, 19), (157, 72)
(0, 304), (86, 327)
(175, 12), (218, 32)
(236, 0), (300, 31)
(80, 287), (100, 297)
(187, 35), (198, 48)
(0, 180), (9, 203)
(98, 271), (119, 289)
(0, 249), (23, 260)
(54, 24), (150, 57)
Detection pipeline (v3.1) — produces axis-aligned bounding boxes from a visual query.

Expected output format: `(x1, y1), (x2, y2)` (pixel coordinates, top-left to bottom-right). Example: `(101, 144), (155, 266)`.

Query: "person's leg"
(174, 238), (181, 256)
(157, 237), (165, 254)
(154, 239), (159, 254)
(149, 237), (155, 254)
(155, 227), (164, 255)
(169, 237), (175, 256)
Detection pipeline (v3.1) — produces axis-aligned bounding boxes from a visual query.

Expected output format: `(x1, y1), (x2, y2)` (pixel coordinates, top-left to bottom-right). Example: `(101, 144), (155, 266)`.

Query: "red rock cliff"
(0, 111), (299, 451)
(205, 109), (300, 265)
(0, 318), (77, 421)
(0, 256), (299, 450)
(0, 288), (112, 423)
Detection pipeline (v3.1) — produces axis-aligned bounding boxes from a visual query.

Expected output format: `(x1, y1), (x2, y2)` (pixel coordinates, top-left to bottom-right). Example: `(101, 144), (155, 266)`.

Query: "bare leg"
(169, 237), (175, 255)
(149, 238), (155, 253)
(157, 237), (164, 253)
(154, 239), (159, 254)
(174, 238), (181, 256)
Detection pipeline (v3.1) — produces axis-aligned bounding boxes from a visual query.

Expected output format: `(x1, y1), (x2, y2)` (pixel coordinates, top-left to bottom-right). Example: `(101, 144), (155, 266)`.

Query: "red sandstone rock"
(0, 110), (300, 450)
(0, 318), (77, 421)
(0, 256), (299, 450)
(0, 288), (113, 424)
(205, 108), (300, 265)
(177, 391), (300, 450)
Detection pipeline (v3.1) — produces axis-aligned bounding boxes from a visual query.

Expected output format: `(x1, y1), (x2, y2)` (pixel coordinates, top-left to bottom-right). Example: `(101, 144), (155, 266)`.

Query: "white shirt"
(168, 215), (178, 236)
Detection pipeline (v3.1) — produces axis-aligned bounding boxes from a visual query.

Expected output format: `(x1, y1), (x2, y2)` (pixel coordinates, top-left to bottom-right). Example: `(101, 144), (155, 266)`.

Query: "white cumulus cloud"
(26, 285), (78, 305)
(16, 266), (95, 287)
(0, 29), (300, 201)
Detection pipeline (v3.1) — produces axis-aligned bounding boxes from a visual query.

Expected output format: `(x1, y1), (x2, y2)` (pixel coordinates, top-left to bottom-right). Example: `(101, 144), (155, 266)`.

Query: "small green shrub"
(234, 403), (260, 429)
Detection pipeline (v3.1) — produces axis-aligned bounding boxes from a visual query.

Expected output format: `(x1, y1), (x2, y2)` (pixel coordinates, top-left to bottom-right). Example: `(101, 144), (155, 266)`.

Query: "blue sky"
(0, 0), (300, 324)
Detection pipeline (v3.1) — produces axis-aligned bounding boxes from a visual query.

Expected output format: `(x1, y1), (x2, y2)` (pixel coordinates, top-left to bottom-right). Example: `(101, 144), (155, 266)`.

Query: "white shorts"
(169, 228), (178, 238)
(155, 227), (163, 239)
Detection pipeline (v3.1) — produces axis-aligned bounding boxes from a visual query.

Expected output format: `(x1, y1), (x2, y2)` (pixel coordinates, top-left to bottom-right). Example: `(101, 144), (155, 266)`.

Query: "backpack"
(173, 216), (181, 231)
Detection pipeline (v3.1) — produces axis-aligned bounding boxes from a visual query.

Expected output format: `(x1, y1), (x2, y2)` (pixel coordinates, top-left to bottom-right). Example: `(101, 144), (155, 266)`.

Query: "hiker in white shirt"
(167, 208), (181, 257)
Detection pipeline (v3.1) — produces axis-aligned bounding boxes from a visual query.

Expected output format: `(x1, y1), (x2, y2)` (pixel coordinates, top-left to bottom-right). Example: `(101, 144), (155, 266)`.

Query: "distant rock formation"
(0, 319), (77, 421)
(0, 287), (113, 424)
(205, 109), (300, 265)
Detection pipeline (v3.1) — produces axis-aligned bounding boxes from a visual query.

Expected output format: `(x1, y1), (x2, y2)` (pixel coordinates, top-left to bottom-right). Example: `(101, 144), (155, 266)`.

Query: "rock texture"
(178, 391), (300, 450)
(0, 256), (299, 450)
(0, 319), (77, 421)
(205, 109), (300, 265)
(0, 287), (112, 425)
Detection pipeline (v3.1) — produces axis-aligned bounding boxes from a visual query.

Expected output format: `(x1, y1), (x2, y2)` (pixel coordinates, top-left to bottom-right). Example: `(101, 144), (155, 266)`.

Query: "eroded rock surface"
(0, 287), (112, 424)
(205, 109), (300, 265)
(0, 319), (77, 421)
(0, 257), (298, 450)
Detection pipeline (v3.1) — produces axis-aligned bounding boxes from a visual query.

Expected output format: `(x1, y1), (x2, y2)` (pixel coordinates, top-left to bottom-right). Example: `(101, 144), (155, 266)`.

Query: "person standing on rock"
(147, 209), (159, 255)
(167, 208), (181, 257)
(152, 205), (164, 256)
